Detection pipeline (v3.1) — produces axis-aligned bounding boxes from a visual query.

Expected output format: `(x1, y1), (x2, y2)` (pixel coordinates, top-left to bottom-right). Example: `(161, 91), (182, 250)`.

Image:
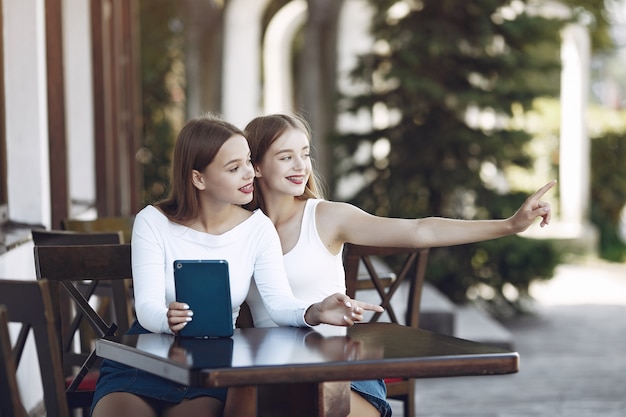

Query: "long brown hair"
(243, 114), (325, 212)
(157, 113), (244, 222)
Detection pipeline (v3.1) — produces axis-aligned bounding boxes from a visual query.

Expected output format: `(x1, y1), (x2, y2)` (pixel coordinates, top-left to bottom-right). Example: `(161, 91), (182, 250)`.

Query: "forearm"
(415, 217), (515, 248)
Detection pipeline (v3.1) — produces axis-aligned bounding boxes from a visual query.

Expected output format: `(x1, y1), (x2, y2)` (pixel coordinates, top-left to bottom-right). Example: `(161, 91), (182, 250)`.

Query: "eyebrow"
(223, 153), (251, 167)
(274, 145), (309, 155)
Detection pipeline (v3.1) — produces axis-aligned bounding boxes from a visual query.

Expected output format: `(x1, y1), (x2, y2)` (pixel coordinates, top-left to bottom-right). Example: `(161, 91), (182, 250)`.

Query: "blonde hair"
(243, 114), (325, 211)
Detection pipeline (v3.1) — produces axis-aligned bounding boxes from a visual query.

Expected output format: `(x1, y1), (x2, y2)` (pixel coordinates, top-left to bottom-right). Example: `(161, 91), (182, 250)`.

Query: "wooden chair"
(31, 229), (125, 370)
(0, 305), (30, 417)
(31, 228), (124, 246)
(33, 244), (133, 411)
(343, 244), (430, 417)
(0, 280), (70, 417)
(62, 216), (135, 243)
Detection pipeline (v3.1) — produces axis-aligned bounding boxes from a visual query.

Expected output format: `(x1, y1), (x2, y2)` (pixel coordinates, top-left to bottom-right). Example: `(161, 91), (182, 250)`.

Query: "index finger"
(531, 179), (557, 200)
(354, 300), (384, 313)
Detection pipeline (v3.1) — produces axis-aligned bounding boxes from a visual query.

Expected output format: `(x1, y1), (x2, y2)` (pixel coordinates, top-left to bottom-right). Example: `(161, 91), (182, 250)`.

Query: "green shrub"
(425, 235), (561, 317)
(590, 132), (626, 262)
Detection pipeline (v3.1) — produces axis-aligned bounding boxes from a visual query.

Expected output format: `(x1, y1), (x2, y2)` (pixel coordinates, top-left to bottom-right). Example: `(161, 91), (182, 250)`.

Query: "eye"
(229, 166), (239, 173)
(280, 155), (292, 161)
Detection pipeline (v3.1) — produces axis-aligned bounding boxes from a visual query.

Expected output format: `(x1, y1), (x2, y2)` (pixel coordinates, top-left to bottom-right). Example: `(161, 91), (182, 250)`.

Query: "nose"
(293, 155), (306, 170)
(243, 163), (255, 179)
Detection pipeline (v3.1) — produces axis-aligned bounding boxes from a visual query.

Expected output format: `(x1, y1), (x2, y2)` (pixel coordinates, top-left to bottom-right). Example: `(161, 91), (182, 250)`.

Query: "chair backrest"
(31, 229), (125, 370)
(62, 216), (135, 243)
(343, 244), (430, 328)
(343, 244), (430, 417)
(33, 244), (133, 394)
(32, 228), (123, 246)
(0, 306), (29, 417)
(0, 280), (70, 417)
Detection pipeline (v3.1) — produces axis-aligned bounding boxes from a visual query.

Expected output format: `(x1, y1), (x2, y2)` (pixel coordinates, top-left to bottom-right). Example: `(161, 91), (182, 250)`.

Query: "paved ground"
(389, 259), (626, 417)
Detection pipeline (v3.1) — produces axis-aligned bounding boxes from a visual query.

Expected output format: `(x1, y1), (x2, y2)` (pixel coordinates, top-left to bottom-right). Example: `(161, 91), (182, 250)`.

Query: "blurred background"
(3, 0), (626, 319)
(114, 0), (626, 313)
(1, 1), (626, 413)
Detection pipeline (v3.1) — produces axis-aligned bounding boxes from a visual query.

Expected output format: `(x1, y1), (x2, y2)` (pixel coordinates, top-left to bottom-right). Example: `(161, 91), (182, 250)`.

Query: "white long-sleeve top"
(247, 199), (346, 328)
(131, 205), (310, 334)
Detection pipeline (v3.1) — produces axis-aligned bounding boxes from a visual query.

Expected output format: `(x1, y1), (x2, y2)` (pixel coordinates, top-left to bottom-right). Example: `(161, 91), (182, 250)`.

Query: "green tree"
(139, 0), (186, 205)
(334, 0), (586, 311)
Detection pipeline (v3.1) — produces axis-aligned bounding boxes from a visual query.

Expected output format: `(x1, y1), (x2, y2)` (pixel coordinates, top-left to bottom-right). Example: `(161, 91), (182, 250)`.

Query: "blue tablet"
(173, 260), (234, 338)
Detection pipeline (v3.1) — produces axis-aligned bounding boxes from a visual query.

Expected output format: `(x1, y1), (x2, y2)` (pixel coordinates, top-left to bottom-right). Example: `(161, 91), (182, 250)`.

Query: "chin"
(237, 195), (253, 205)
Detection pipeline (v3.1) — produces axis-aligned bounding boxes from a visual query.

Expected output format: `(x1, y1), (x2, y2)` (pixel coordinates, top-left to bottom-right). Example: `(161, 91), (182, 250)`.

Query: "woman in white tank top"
(243, 113), (556, 417)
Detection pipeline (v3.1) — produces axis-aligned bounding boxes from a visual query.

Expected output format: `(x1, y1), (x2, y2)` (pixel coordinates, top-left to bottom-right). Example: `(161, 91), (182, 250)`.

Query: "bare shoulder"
(316, 200), (366, 222)
(315, 200), (375, 236)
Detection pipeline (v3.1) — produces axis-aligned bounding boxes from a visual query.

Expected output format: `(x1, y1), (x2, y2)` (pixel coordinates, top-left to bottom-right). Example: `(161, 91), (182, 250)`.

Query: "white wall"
(3, 0), (51, 227)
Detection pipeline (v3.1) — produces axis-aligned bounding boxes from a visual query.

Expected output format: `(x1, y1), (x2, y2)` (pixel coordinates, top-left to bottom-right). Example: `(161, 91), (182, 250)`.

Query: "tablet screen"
(174, 260), (234, 338)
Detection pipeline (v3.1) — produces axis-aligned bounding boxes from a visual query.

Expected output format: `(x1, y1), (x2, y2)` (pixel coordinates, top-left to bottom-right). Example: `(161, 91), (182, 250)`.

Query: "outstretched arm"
(410, 179), (557, 246)
(320, 180), (557, 250)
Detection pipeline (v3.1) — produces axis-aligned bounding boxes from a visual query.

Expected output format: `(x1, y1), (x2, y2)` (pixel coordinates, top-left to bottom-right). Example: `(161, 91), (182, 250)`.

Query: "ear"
(191, 169), (206, 190)
(254, 165), (262, 178)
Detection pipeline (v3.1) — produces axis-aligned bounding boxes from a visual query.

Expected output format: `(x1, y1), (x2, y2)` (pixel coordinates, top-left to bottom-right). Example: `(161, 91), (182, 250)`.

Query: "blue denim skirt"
(351, 379), (392, 417)
(90, 322), (227, 415)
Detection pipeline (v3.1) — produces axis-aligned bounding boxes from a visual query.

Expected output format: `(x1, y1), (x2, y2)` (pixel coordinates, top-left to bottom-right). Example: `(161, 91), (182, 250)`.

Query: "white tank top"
(246, 199), (346, 327)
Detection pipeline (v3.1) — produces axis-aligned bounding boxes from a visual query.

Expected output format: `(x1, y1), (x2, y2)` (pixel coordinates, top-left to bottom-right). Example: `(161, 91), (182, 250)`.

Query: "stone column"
(263, 0), (307, 113)
(559, 24), (591, 234)
(222, 0), (271, 128)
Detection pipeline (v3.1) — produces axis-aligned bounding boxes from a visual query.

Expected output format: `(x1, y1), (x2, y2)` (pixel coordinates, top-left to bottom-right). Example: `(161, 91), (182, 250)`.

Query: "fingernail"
(345, 301), (352, 308)
(351, 312), (357, 318)
(181, 322), (187, 327)
(343, 315), (349, 322)
(183, 303), (190, 309)
(185, 317), (192, 322)
(187, 311), (193, 316)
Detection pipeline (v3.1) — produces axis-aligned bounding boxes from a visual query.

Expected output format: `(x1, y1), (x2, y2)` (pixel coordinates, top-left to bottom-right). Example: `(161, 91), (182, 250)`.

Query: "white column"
(559, 24), (591, 232)
(3, 0), (51, 228)
(222, 0), (271, 129)
(336, 0), (374, 135)
(262, 0), (307, 114)
(63, 0), (96, 212)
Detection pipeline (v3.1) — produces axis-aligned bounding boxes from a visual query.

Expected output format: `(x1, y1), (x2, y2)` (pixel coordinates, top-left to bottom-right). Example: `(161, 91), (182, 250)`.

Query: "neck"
(190, 202), (242, 234)
(262, 193), (302, 227)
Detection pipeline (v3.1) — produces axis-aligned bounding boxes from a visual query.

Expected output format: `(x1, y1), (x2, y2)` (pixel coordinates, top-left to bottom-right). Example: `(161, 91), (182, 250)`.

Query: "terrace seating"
(33, 243), (133, 412)
(343, 244), (430, 417)
(0, 280), (70, 417)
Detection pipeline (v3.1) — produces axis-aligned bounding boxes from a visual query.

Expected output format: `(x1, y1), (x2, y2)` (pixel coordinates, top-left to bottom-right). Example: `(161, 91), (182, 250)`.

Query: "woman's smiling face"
(254, 128), (312, 197)
(196, 134), (255, 205)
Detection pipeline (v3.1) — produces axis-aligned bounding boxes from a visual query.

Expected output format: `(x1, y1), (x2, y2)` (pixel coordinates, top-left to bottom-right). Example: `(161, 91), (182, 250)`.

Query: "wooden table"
(96, 322), (519, 417)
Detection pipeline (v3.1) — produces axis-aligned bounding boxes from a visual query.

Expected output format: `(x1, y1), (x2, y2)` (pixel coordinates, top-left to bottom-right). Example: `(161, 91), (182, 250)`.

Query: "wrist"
(304, 303), (322, 326)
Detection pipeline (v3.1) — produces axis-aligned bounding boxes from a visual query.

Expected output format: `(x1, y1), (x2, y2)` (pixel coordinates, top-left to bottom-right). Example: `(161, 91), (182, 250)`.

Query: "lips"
(286, 176), (305, 184)
(239, 183), (254, 194)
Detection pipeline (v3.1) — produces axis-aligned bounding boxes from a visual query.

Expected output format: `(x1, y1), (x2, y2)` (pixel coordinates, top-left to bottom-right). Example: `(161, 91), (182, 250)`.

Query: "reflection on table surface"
(98, 322), (519, 391)
(136, 324), (384, 369)
(127, 322), (518, 373)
